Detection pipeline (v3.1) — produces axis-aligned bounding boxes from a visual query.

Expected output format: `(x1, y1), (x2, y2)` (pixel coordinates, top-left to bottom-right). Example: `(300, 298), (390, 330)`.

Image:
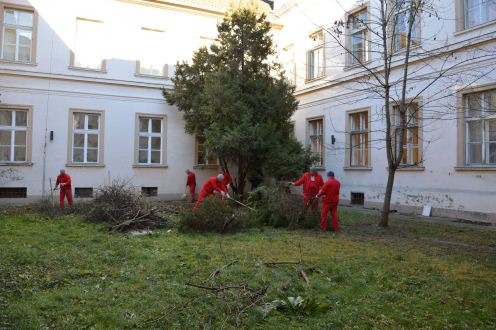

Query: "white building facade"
(1, 0), (495, 222)
(275, 0), (496, 222)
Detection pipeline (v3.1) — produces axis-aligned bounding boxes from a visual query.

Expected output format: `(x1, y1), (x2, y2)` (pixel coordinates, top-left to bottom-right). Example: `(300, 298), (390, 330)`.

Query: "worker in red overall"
(220, 170), (232, 192)
(290, 167), (324, 210)
(193, 174), (229, 212)
(55, 169), (73, 208)
(185, 169), (196, 202)
(316, 171), (341, 232)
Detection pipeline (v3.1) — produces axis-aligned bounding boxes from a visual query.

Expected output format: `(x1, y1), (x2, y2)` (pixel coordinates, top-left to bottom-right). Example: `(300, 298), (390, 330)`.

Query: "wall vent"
(75, 187), (93, 198)
(142, 187), (158, 197)
(351, 192), (365, 206)
(0, 187), (27, 198)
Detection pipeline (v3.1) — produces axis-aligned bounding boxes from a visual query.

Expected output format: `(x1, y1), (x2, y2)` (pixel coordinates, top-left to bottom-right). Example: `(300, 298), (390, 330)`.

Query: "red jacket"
(186, 172), (196, 187)
(56, 173), (72, 190)
(294, 172), (324, 197)
(221, 172), (231, 189)
(317, 178), (341, 204)
(199, 176), (226, 196)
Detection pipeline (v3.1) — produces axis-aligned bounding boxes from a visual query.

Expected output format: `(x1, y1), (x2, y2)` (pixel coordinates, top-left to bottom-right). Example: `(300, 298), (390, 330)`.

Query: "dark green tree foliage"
(165, 8), (311, 197)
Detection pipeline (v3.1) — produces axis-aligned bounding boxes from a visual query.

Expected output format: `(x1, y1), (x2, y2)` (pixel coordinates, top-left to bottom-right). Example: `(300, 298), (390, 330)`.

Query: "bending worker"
(316, 171), (341, 232)
(289, 166), (324, 210)
(185, 169), (196, 202)
(54, 169), (73, 209)
(193, 174), (229, 212)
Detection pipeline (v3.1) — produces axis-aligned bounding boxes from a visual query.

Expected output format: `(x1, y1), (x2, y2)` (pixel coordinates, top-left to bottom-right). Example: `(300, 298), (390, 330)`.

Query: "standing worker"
(193, 174), (229, 212)
(54, 169), (73, 209)
(289, 167), (324, 210)
(185, 169), (196, 202)
(316, 171), (341, 232)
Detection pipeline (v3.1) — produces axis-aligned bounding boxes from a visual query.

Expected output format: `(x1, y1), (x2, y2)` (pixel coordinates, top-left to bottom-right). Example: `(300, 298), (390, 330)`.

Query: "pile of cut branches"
(84, 179), (168, 232)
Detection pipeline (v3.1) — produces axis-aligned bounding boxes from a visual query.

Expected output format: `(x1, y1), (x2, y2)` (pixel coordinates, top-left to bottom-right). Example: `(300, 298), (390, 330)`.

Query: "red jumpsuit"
(193, 176), (226, 212)
(56, 173), (73, 208)
(186, 172), (196, 202)
(294, 172), (324, 209)
(221, 172), (232, 191)
(317, 177), (341, 232)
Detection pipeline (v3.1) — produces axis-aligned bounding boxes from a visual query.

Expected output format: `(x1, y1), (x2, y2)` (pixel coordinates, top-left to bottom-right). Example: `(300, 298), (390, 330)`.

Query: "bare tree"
(291, 0), (496, 226)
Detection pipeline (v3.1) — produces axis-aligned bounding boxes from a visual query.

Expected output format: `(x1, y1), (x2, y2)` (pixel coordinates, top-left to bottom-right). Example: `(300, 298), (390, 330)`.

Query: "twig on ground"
(205, 260), (237, 282)
(185, 282), (256, 293)
(263, 261), (301, 266)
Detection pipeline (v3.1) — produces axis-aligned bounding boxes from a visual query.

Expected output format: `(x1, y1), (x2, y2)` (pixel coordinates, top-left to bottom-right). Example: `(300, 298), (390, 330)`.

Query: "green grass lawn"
(1, 208), (495, 329)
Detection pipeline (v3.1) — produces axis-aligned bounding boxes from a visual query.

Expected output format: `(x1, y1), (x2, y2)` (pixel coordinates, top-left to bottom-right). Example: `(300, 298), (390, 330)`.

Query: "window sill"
(193, 164), (219, 170)
(0, 162), (33, 166)
(65, 163), (105, 168)
(68, 66), (107, 73)
(132, 164), (168, 168)
(454, 166), (496, 172)
(395, 166), (425, 172)
(0, 59), (37, 66)
(393, 44), (421, 56)
(343, 166), (372, 171)
(305, 75), (326, 84)
(454, 20), (496, 36)
(135, 73), (169, 80)
(343, 61), (371, 71)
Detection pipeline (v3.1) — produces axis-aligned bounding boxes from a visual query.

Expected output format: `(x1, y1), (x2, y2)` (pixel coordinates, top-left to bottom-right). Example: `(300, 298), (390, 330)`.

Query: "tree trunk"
(380, 168), (396, 227)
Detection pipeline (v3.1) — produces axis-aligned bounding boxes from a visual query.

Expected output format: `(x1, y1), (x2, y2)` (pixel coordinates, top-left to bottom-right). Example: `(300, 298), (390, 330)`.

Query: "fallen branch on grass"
(263, 261), (301, 266)
(185, 282), (257, 293)
(205, 260), (237, 282)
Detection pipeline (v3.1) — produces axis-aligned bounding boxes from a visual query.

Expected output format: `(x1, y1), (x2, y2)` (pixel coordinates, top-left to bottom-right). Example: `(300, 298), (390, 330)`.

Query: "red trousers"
(193, 191), (211, 212)
(189, 185), (196, 202)
(303, 195), (319, 210)
(321, 203), (339, 232)
(60, 188), (73, 208)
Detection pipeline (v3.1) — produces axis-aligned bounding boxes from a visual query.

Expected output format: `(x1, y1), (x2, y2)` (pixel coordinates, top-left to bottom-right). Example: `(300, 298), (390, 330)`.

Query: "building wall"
(0, 0), (226, 201)
(275, 0), (496, 221)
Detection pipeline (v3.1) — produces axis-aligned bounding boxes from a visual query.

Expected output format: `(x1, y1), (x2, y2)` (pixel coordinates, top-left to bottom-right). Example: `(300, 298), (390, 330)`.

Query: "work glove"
(220, 191), (226, 197)
(288, 182), (294, 186)
(226, 193), (231, 199)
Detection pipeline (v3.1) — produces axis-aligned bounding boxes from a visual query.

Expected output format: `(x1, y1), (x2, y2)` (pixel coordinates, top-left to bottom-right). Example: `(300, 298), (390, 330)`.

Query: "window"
(392, 0), (419, 51)
(196, 137), (218, 166)
(137, 116), (163, 165)
(0, 108), (29, 163)
(75, 187), (93, 198)
(283, 44), (296, 85)
(1, 6), (34, 62)
(392, 103), (421, 166)
(351, 192), (365, 205)
(72, 18), (104, 70)
(0, 187), (26, 198)
(141, 187), (158, 197)
(347, 8), (369, 65)
(349, 111), (369, 166)
(138, 27), (167, 77)
(464, 0), (496, 29)
(307, 118), (324, 167)
(464, 90), (496, 165)
(71, 112), (101, 164)
(306, 30), (325, 80)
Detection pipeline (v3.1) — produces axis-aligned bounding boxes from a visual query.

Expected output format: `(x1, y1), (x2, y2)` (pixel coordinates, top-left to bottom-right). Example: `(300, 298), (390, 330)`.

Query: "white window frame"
(138, 117), (163, 165)
(348, 8), (369, 66)
(306, 30), (325, 81)
(307, 117), (324, 167)
(72, 113), (100, 164)
(392, 103), (422, 166)
(0, 6), (34, 62)
(195, 137), (218, 167)
(71, 18), (105, 71)
(463, 0), (496, 29)
(392, 0), (419, 52)
(464, 90), (496, 165)
(349, 111), (369, 167)
(0, 108), (28, 163)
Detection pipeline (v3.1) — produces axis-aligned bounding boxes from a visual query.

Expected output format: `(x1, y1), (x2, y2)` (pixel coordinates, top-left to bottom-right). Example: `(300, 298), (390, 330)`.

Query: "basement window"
(0, 187), (27, 198)
(75, 187), (93, 198)
(351, 192), (364, 205)
(141, 187), (157, 197)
